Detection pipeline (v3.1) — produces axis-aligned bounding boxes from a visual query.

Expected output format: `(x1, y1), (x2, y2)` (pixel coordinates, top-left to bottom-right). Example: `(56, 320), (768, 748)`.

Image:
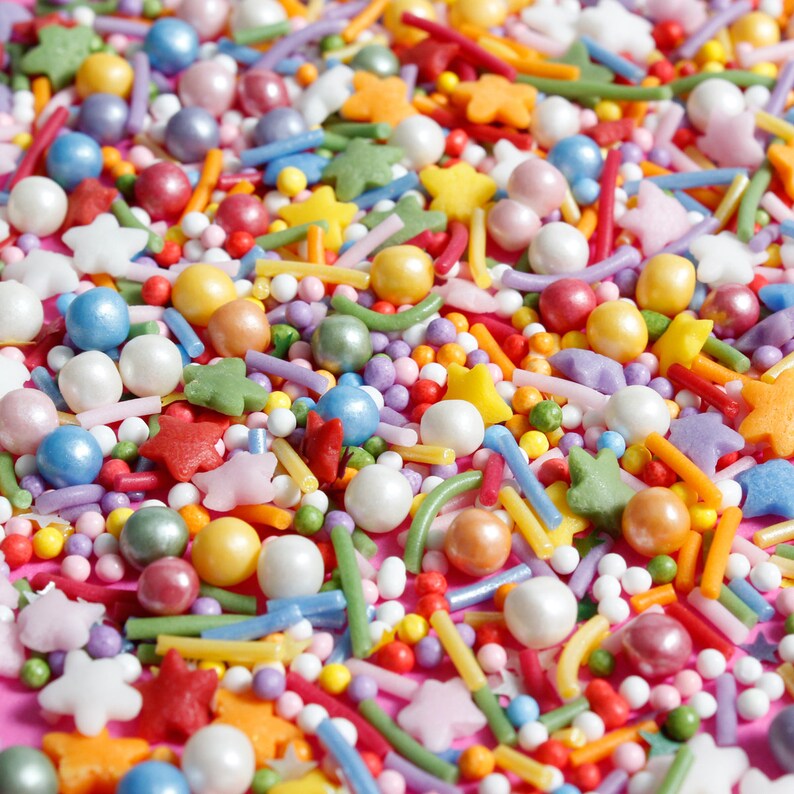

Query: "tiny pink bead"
(106, 33), (128, 54)
(632, 127), (654, 152)
(1, 246), (24, 265)
(595, 283), (620, 303)
(128, 145), (156, 170)
(584, 426), (604, 450)
(95, 553), (125, 583)
(246, 411), (268, 429)
(472, 449), (493, 470)
(309, 632), (334, 661)
(334, 285), (358, 302)
(580, 109), (598, 129)
(362, 579), (379, 605)
(650, 683), (681, 712)
(294, 189), (312, 202)
(0, 113), (13, 125)
(422, 550), (449, 574)
(477, 643), (507, 673)
(634, 351), (659, 376)
(283, 382), (308, 401)
(290, 16), (306, 31)
(612, 742), (646, 773)
(219, 123), (238, 146)
(74, 281), (94, 295)
(201, 224), (227, 248)
(288, 344), (312, 361)
(276, 691), (304, 720)
(298, 276), (325, 302)
(0, 347), (24, 362)
(486, 363), (503, 384)
(61, 555), (91, 582)
(5, 517), (33, 537)
(378, 770), (407, 794)
(777, 588), (794, 616)
(76, 511), (105, 539)
(156, 321), (171, 338)
(674, 669), (702, 698)
(393, 357), (419, 387)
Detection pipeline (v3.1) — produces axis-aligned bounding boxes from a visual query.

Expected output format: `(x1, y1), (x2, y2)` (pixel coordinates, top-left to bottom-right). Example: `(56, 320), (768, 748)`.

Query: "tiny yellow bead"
(701, 61), (725, 73)
(696, 39), (725, 64)
(252, 277), (271, 300)
(264, 391), (292, 413)
(561, 331), (589, 350)
(314, 370), (337, 389)
(277, 167), (308, 198)
(32, 526), (64, 560)
(437, 70), (459, 94)
(268, 219), (288, 234)
(318, 663), (352, 695)
(519, 430), (549, 459)
(198, 661), (226, 679)
(12, 132), (32, 149)
(670, 482), (698, 507)
(595, 100), (622, 122)
(766, 244), (782, 267)
(409, 493), (426, 517)
(690, 503), (718, 531)
(106, 507), (133, 538)
(545, 427), (564, 447)
(622, 444), (652, 475)
(511, 307), (537, 331)
(751, 62), (778, 78)
(665, 399), (681, 420)
(397, 613), (429, 645)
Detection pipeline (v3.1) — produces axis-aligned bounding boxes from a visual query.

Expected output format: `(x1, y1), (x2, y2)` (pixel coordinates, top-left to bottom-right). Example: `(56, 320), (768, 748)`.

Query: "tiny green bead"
(89, 34), (105, 52)
(142, 0), (163, 16)
(648, 554), (678, 585)
(294, 505), (324, 536)
(291, 401), (310, 428)
(587, 648), (615, 678)
(271, 324), (300, 358)
(148, 80), (159, 102)
(755, 209), (770, 227)
(111, 441), (138, 463)
(343, 446), (375, 470)
(523, 293), (540, 309)
(252, 768), (281, 794)
(363, 436), (388, 459)
(20, 658), (51, 690)
(663, 705), (700, 742)
(785, 614), (794, 634)
(115, 173), (136, 199)
(320, 33), (345, 53)
(530, 400), (563, 433)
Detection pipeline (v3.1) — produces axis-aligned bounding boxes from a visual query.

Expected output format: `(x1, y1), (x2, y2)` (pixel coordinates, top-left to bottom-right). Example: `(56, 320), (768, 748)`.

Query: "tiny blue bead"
(117, 761), (191, 794)
(552, 785), (581, 794)
(65, 287), (131, 351)
(338, 372), (364, 387)
(56, 292), (77, 316)
(548, 134), (604, 184)
(143, 18), (199, 76)
(46, 132), (103, 190)
(36, 426), (103, 488)
(506, 694), (540, 727)
(597, 430), (626, 458)
(293, 396), (317, 412)
(315, 385), (379, 446)
(572, 176), (600, 206)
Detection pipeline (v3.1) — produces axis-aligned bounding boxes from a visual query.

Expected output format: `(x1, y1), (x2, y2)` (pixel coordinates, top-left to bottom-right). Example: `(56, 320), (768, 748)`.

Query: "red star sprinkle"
(60, 180), (119, 232)
(302, 411), (345, 486)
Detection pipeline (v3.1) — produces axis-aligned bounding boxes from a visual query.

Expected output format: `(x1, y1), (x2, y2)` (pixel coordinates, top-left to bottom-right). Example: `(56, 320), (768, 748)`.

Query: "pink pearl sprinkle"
(595, 282), (620, 303)
(288, 344), (312, 362)
(674, 669), (702, 698)
(631, 127), (654, 152)
(393, 357), (419, 387)
(201, 224), (227, 249)
(309, 632), (334, 661)
(5, 517), (33, 537)
(128, 145), (156, 170)
(276, 690), (304, 720)
(650, 683), (682, 712)
(95, 553), (125, 583)
(61, 555), (91, 582)
(612, 741), (646, 773)
(580, 108), (598, 129)
(219, 123), (239, 146)
(76, 511), (106, 539)
(477, 643), (508, 673)
(298, 275), (325, 302)
(106, 33), (129, 54)
(776, 588), (794, 616)
(1, 246), (24, 265)
(334, 284), (358, 302)
(0, 347), (24, 362)
(362, 579), (379, 605)
(486, 362), (503, 384)
(634, 351), (660, 376)
(378, 770), (407, 794)
(283, 383), (308, 401)
(246, 412), (268, 429)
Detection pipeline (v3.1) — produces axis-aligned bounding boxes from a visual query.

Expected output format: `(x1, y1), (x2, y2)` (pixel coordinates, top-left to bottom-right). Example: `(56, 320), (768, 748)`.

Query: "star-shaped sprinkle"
(60, 179), (119, 232)
(741, 631), (778, 663)
(420, 163), (497, 224)
(322, 139), (403, 202)
(551, 40), (613, 83)
(361, 195), (447, 251)
(740, 369), (794, 458)
(617, 182), (692, 256)
(62, 214), (148, 278)
(443, 363), (513, 426)
(573, 533), (605, 559)
(652, 312), (713, 376)
(38, 650), (143, 736)
(566, 447), (636, 536)
(302, 410), (345, 486)
(192, 451), (277, 511)
(735, 306), (794, 354)
(640, 729), (682, 758)
(489, 140), (535, 190)
(213, 689), (302, 766)
(17, 588), (105, 654)
(268, 744), (318, 781)
(136, 649), (218, 743)
(549, 349), (626, 395)
(42, 730), (150, 794)
(20, 24), (93, 90)
(0, 620), (25, 678)
(740, 768), (794, 794)
(690, 231), (767, 289)
(341, 72), (417, 128)
(279, 185), (357, 252)
(489, 667), (525, 700)
(577, 0), (655, 61)
(270, 770), (335, 794)
(768, 142), (794, 201)
(735, 459), (794, 519)
(697, 110), (764, 169)
(639, 733), (748, 794)
(668, 413), (745, 476)
(2, 249), (78, 299)
(183, 358), (269, 417)
(546, 481), (590, 546)
(401, 39), (459, 83)
(451, 74), (537, 129)
(521, 0), (580, 48)
(396, 678), (487, 753)
(138, 414), (224, 483)
(576, 592), (599, 622)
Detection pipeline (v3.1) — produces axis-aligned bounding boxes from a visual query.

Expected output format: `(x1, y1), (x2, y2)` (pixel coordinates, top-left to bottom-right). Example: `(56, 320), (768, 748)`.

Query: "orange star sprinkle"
(213, 689), (302, 766)
(42, 730), (150, 794)
(768, 142), (794, 201)
(341, 72), (417, 127)
(739, 368), (794, 458)
(451, 74), (537, 129)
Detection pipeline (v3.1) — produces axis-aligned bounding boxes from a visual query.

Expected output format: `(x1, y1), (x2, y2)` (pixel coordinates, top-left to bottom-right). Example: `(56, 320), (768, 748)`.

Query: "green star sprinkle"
(21, 25), (94, 91)
(183, 358), (269, 417)
(322, 139), (404, 201)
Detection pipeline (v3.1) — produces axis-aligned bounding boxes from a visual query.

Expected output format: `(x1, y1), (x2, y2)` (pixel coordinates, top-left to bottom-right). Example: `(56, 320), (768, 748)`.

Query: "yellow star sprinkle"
(420, 162), (497, 224)
(544, 481), (590, 547)
(652, 313), (713, 376)
(278, 186), (357, 252)
(270, 770), (337, 794)
(443, 363), (513, 426)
